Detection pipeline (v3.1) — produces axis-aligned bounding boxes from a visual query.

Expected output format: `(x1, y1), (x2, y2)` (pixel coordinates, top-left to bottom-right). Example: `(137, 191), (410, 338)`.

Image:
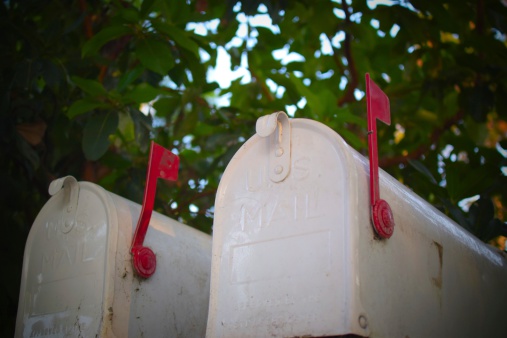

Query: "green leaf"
(71, 76), (107, 96)
(182, 51), (206, 86)
(40, 59), (63, 89)
(126, 83), (169, 104)
(332, 107), (365, 125)
(194, 121), (215, 136)
(16, 136), (40, 174)
(483, 219), (507, 242)
(118, 111), (135, 142)
(117, 65), (144, 92)
(445, 162), (496, 202)
(269, 73), (300, 103)
(129, 109), (151, 152)
(140, 0), (156, 17)
(67, 99), (107, 119)
(82, 25), (132, 57)
(470, 196), (494, 229)
(82, 112), (119, 161)
(118, 8), (139, 23)
(438, 196), (470, 229)
(135, 38), (175, 76)
(289, 73), (323, 117)
(408, 159), (437, 184)
(153, 96), (180, 117)
(336, 127), (363, 149)
(152, 21), (200, 57)
(460, 85), (494, 123)
(416, 109), (439, 124)
(467, 196), (507, 241)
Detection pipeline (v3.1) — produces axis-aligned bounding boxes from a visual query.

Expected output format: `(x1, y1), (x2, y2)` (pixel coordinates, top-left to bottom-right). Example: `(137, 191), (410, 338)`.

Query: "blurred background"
(1, 0), (507, 335)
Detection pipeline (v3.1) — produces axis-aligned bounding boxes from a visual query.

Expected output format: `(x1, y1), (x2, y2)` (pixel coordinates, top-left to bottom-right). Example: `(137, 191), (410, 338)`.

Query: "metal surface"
(16, 178), (211, 337)
(131, 142), (179, 278)
(366, 73), (394, 238)
(207, 112), (507, 338)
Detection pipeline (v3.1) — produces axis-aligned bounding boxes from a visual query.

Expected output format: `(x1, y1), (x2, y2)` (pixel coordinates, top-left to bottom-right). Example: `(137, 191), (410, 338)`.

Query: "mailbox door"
(207, 117), (368, 337)
(15, 180), (117, 337)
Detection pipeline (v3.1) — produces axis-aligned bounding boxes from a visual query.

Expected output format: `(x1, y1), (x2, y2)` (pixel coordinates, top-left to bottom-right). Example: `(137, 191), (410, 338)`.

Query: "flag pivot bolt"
(132, 246), (157, 278)
(372, 199), (394, 238)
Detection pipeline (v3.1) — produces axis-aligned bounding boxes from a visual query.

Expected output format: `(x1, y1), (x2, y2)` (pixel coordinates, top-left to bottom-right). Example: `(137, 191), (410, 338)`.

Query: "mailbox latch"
(256, 111), (292, 183)
(49, 176), (80, 234)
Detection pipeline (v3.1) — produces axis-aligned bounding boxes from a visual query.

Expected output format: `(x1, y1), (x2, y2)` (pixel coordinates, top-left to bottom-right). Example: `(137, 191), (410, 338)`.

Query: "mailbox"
(15, 176), (211, 337)
(206, 112), (507, 337)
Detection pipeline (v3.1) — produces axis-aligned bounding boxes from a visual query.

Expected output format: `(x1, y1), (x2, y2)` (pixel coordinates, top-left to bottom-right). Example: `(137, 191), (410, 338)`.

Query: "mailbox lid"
(15, 179), (118, 337)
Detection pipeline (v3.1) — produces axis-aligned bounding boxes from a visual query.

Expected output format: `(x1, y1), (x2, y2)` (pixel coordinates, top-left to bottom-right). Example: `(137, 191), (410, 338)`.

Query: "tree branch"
(379, 110), (464, 167)
(78, 0), (94, 39)
(337, 0), (358, 107)
(98, 35), (132, 83)
(327, 34), (345, 74)
(250, 67), (275, 102)
(165, 189), (217, 216)
(476, 0), (485, 35)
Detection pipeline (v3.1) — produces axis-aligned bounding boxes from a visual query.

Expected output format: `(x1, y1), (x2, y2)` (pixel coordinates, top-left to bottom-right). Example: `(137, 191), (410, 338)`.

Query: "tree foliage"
(2, 0), (507, 334)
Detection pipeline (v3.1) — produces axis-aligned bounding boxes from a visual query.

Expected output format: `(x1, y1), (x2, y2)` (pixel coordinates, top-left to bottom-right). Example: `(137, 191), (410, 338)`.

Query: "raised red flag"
(366, 73), (390, 125)
(365, 73), (394, 239)
(131, 142), (179, 278)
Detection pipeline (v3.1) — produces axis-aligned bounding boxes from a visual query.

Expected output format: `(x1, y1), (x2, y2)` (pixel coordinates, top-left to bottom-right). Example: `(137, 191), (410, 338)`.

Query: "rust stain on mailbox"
(432, 241), (443, 289)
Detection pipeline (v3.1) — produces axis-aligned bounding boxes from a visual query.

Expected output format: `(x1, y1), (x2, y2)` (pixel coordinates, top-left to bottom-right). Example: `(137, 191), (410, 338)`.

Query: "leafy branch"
(78, 0), (94, 39)
(379, 110), (465, 167)
(337, 0), (358, 107)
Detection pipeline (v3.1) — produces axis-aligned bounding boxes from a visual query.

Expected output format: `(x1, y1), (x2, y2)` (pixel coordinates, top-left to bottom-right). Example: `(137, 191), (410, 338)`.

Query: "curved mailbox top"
(16, 178), (114, 337)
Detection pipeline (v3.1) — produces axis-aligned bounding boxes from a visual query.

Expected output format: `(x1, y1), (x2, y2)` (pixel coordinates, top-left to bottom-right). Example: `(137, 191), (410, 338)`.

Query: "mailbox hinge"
(48, 176), (80, 234)
(256, 111), (292, 183)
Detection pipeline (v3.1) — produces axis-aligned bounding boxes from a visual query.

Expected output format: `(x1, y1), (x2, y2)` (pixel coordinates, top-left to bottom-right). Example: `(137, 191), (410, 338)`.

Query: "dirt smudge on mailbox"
(431, 241), (443, 289)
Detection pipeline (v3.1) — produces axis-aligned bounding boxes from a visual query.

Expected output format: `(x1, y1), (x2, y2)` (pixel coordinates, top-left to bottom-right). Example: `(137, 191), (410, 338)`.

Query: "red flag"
(366, 73), (391, 125)
(365, 73), (395, 238)
(131, 142), (179, 278)
(153, 143), (179, 181)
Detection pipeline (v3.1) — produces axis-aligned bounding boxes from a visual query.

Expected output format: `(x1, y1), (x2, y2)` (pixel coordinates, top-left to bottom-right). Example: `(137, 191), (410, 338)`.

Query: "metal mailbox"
(206, 111), (507, 337)
(15, 176), (211, 337)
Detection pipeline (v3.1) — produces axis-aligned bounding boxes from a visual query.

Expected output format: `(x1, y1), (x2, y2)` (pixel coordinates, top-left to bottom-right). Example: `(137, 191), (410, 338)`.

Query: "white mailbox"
(16, 176), (211, 337)
(206, 112), (507, 337)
